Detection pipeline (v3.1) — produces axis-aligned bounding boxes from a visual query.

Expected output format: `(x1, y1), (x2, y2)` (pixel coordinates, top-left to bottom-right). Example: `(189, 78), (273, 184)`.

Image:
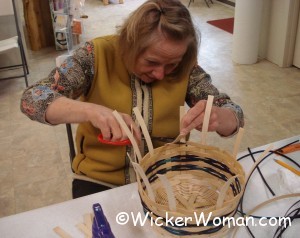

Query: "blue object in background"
(92, 203), (115, 238)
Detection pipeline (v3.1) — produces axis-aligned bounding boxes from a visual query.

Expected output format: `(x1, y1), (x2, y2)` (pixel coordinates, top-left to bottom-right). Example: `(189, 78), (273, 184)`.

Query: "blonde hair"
(118, 0), (199, 80)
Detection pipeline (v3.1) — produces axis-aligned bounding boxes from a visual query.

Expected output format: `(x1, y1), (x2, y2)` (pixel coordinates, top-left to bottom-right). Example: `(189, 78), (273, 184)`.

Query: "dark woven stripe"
(141, 154), (241, 195)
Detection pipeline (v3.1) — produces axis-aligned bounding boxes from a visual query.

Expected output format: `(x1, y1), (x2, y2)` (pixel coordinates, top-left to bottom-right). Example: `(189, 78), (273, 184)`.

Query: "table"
(234, 135), (300, 237)
(0, 136), (299, 238)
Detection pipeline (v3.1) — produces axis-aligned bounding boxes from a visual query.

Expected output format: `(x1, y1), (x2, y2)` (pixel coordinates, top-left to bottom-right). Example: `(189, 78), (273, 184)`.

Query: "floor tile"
(0, 188), (15, 218)
(14, 177), (72, 214)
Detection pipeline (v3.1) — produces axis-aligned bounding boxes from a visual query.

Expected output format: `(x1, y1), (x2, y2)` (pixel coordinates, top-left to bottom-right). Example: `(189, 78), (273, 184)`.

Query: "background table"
(0, 135), (299, 238)
(235, 135), (300, 237)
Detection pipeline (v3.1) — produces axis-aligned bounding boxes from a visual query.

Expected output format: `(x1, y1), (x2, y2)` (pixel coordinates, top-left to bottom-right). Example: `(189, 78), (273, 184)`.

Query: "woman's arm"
(45, 97), (140, 141)
(20, 41), (95, 124)
(181, 65), (244, 136)
(20, 41), (140, 141)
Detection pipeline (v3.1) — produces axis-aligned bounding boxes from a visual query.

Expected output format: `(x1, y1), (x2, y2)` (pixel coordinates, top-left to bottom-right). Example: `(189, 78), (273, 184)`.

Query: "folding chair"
(66, 123), (76, 171)
(55, 54), (116, 198)
(0, 0), (29, 87)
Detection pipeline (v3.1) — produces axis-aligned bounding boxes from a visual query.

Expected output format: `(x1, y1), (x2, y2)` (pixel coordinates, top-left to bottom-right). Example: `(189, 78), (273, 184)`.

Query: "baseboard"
(216, 0), (235, 7)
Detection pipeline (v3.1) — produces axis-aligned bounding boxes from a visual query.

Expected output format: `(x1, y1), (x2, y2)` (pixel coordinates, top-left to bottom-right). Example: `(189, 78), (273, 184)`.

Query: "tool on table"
(274, 159), (300, 176)
(276, 142), (300, 154)
(92, 203), (115, 238)
(97, 134), (131, 146)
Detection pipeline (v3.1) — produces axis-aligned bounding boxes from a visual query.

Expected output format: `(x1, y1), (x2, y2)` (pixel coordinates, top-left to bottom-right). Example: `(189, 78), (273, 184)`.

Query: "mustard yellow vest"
(72, 35), (189, 185)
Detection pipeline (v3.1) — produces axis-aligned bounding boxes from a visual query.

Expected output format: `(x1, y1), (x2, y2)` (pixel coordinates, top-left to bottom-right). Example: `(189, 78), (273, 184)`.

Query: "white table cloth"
(0, 135), (299, 238)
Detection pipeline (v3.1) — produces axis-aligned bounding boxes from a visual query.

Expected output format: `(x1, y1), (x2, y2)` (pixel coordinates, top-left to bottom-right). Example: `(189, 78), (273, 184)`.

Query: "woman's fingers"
(100, 125), (112, 141)
(108, 117), (125, 141)
(90, 105), (122, 141)
(181, 112), (205, 135)
(98, 111), (141, 143)
(122, 114), (142, 142)
(180, 100), (206, 135)
(180, 100), (220, 135)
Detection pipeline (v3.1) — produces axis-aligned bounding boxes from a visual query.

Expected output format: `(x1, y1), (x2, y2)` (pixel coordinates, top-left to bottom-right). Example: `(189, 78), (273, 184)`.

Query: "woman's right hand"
(86, 104), (141, 142)
(45, 97), (141, 143)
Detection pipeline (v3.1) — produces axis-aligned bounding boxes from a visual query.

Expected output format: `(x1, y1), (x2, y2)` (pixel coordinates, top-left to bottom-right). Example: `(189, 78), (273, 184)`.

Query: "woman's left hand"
(180, 100), (238, 137)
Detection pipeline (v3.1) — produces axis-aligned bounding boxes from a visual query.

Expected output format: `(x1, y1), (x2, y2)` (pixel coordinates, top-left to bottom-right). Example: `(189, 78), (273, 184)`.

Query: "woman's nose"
(151, 66), (165, 80)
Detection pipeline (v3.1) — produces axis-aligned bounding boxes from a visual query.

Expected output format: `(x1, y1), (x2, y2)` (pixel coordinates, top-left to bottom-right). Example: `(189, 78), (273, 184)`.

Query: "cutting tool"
(98, 134), (131, 146)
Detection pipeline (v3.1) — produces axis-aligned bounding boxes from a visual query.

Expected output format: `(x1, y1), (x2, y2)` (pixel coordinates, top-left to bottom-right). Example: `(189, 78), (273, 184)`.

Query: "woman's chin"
(141, 75), (155, 83)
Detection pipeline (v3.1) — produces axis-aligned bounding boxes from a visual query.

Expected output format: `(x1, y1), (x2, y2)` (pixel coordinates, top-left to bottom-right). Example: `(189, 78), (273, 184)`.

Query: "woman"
(21, 0), (244, 198)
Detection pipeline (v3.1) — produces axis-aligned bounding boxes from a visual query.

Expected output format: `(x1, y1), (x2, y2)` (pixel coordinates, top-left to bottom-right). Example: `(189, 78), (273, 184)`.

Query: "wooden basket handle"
(112, 110), (142, 162)
(126, 152), (155, 201)
(216, 175), (239, 209)
(245, 144), (274, 182)
(216, 145), (274, 209)
(201, 95), (214, 145)
(131, 161), (156, 201)
(179, 106), (187, 143)
(232, 127), (245, 159)
(157, 174), (177, 211)
(133, 107), (154, 156)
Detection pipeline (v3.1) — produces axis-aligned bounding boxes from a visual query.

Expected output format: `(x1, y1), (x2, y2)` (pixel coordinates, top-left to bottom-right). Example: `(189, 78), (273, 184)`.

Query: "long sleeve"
(20, 41), (95, 124)
(186, 65), (244, 129)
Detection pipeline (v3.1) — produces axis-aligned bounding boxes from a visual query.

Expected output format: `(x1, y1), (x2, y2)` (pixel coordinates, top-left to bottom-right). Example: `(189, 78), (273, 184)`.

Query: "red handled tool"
(97, 134), (131, 146)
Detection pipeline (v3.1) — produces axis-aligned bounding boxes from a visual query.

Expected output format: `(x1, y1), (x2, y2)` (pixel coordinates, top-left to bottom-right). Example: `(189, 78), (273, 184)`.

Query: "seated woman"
(20, 0), (244, 198)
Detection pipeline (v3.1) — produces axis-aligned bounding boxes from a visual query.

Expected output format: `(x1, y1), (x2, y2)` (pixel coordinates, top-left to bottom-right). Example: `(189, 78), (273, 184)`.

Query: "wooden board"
(23, 0), (54, 50)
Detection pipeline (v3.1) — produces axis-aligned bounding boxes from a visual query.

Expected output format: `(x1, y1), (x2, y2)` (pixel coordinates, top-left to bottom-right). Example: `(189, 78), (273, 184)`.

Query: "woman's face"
(133, 36), (188, 83)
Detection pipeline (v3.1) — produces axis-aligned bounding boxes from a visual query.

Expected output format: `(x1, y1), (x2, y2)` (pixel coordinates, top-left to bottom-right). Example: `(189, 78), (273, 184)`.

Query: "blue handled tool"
(92, 203), (115, 238)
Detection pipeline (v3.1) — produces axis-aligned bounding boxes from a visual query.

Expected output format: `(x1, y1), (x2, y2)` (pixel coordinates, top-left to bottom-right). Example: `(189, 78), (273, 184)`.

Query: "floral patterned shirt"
(20, 41), (244, 131)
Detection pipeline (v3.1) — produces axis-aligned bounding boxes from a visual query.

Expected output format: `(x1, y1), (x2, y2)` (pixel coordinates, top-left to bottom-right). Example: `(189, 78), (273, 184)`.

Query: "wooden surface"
(23, 0), (54, 50)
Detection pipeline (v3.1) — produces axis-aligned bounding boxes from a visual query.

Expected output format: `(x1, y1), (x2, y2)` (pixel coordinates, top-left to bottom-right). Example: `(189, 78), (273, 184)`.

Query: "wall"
(258, 0), (271, 59)
(0, 0), (14, 16)
(259, 0), (300, 67)
(234, 0), (300, 67)
(293, 12), (300, 67)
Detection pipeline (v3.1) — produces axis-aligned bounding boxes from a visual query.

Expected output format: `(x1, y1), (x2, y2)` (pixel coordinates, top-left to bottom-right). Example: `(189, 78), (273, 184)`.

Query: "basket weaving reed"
(137, 141), (245, 238)
(113, 97), (246, 238)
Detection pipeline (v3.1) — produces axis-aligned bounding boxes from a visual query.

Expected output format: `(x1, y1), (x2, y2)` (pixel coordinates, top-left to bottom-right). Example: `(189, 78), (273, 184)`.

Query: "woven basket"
(113, 98), (245, 237)
(136, 141), (245, 237)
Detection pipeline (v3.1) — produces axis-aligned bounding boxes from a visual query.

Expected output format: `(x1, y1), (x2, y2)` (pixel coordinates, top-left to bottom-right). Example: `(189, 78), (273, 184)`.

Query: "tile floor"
(0, 0), (299, 218)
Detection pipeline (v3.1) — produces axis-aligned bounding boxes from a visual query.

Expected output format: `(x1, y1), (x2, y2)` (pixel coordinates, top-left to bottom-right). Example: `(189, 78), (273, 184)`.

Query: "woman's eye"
(166, 63), (178, 70)
(146, 60), (158, 66)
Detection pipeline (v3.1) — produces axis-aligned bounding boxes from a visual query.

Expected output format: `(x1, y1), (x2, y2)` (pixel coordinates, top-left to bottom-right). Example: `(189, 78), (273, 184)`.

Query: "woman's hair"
(118, 0), (199, 80)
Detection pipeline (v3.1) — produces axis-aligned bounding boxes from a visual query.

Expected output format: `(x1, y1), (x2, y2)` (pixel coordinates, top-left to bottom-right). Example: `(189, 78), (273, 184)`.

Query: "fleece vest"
(72, 35), (189, 185)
